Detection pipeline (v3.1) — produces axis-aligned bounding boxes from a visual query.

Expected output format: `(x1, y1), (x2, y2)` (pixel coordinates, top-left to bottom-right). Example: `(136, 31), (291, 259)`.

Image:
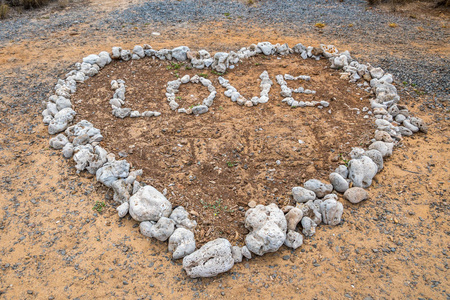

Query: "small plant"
(176, 96), (182, 100)
(211, 70), (224, 76)
(339, 153), (350, 167)
(166, 62), (183, 70)
(200, 199), (234, 216)
(185, 65), (192, 70)
(198, 73), (208, 78)
(0, 3), (9, 19)
(255, 62), (262, 66)
(223, 12), (230, 16)
(315, 22), (326, 28)
(226, 161), (238, 168)
(93, 201), (106, 213)
(173, 71), (180, 78)
(189, 103), (200, 109)
(219, 106), (224, 111)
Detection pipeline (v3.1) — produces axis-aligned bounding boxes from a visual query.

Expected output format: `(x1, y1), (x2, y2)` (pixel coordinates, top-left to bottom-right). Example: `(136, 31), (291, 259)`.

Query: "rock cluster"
(43, 41), (427, 279)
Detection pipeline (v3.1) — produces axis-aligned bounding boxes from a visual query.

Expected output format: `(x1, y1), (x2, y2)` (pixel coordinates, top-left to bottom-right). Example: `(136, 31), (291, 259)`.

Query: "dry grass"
(367, 0), (448, 6)
(0, 3), (9, 19)
(58, 0), (68, 8)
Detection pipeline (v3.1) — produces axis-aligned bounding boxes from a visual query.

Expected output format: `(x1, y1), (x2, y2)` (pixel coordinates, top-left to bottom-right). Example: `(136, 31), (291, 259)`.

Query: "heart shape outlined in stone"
(44, 42), (427, 278)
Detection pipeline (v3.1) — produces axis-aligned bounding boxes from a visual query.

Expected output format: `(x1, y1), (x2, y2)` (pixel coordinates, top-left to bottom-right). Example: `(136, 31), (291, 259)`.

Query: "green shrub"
(22, 0), (50, 9)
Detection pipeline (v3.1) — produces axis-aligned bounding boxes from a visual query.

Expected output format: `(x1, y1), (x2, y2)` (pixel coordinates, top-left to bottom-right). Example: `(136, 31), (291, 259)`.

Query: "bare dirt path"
(0, 0), (449, 299)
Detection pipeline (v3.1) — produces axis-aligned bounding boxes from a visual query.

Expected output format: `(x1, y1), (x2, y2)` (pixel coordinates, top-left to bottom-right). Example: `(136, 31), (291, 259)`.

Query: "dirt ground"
(0, 0), (449, 299)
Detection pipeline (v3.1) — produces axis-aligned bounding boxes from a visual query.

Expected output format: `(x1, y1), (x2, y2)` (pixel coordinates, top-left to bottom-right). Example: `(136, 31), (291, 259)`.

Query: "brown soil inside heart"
(72, 54), (374, 245)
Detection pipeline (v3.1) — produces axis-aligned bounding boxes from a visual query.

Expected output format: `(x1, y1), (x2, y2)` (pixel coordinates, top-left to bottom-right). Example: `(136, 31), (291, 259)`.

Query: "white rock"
(284, 230), (303, 249)
(96, 160), (130, 187)
(304, 179), (333, 198)
(329, 172), (349, 193)
(320, 199), (343, 225)
(150, 217), (175, 241)
(292, 186), (316, 203)
(49, 134), (69, 149)
(348, 156), (378, 188)
(183, 238), (234, 278)
(139, 221), (154, 237)
(245, 204), (287, 256)
(128, 185), (172, 222)
(117, 202), (129, 218)
(368, 141), (394, 157)
(168, 228), (196, 260)
(344, 187), (368, 204)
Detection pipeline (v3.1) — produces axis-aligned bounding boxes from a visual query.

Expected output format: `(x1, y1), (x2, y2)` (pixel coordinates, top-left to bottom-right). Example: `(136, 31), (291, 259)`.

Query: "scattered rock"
(329, 172), (349, 193)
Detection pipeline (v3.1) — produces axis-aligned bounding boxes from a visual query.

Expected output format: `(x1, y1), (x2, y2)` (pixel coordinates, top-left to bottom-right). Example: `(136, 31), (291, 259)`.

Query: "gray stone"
(129, 185), (172, 222)
(410, 117), (427, 133)
(329, 172), (349, 193)
(320, 199), (343, 226)
(150, 217), (175, 241)
(62, 143), (74, 158)
(172, 46), (190, 61)
(85, 146), (108, 174)
(55, 96), (72, 111)
(292, 186), (316, 203)
(96, 160), (130, 187)
(48, 108), (76, 135)
(192, 105), (208, 115)
(73, 134), (90, 147)
(73, 147), (94, 172)
(364, 149), (384, 172)
(369, 67), (384, 79)
(303, 179), (333, 198)
(231, 246), (243, 263)
(285, 207), (303, 231)
(241, 246), (251, 259)
(284, 230), (303, 249)
(112, 47), (122, 59)
(117, 202), (129, 218)
(132, 45), (145, 58)
(257, 42), (275, 55)
(368, 141), (394, 157)
(121, 50), (132, 61)
(112, 107), (131, 119)
(348, 155), (378, 188)
(168, 228), (196, 260)
(301, 216), (316, 237)
(83, 54), (100, 65)
(170, 206), (197, 230)
(335, 165), (349, 178)
(245, 204), (287, 256)
(183, 238), (234, 278)
(344, 187), (368, 204)
(49, 134), (69, 149)
(111, 179), (132, 203)
(139, 221), (154, 238)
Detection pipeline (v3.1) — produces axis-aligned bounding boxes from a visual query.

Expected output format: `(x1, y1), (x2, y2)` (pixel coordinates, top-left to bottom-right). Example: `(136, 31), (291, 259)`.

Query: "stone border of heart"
(42, 42), (428, 278)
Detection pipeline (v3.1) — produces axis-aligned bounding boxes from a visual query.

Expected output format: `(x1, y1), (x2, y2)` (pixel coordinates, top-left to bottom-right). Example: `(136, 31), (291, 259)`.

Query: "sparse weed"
(198, 73), (208, 78)
(92, 201), (106, 213)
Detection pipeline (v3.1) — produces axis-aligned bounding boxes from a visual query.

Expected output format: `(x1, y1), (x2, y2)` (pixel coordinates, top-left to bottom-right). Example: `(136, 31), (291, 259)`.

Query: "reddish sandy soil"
(0, 0), (449, 299)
